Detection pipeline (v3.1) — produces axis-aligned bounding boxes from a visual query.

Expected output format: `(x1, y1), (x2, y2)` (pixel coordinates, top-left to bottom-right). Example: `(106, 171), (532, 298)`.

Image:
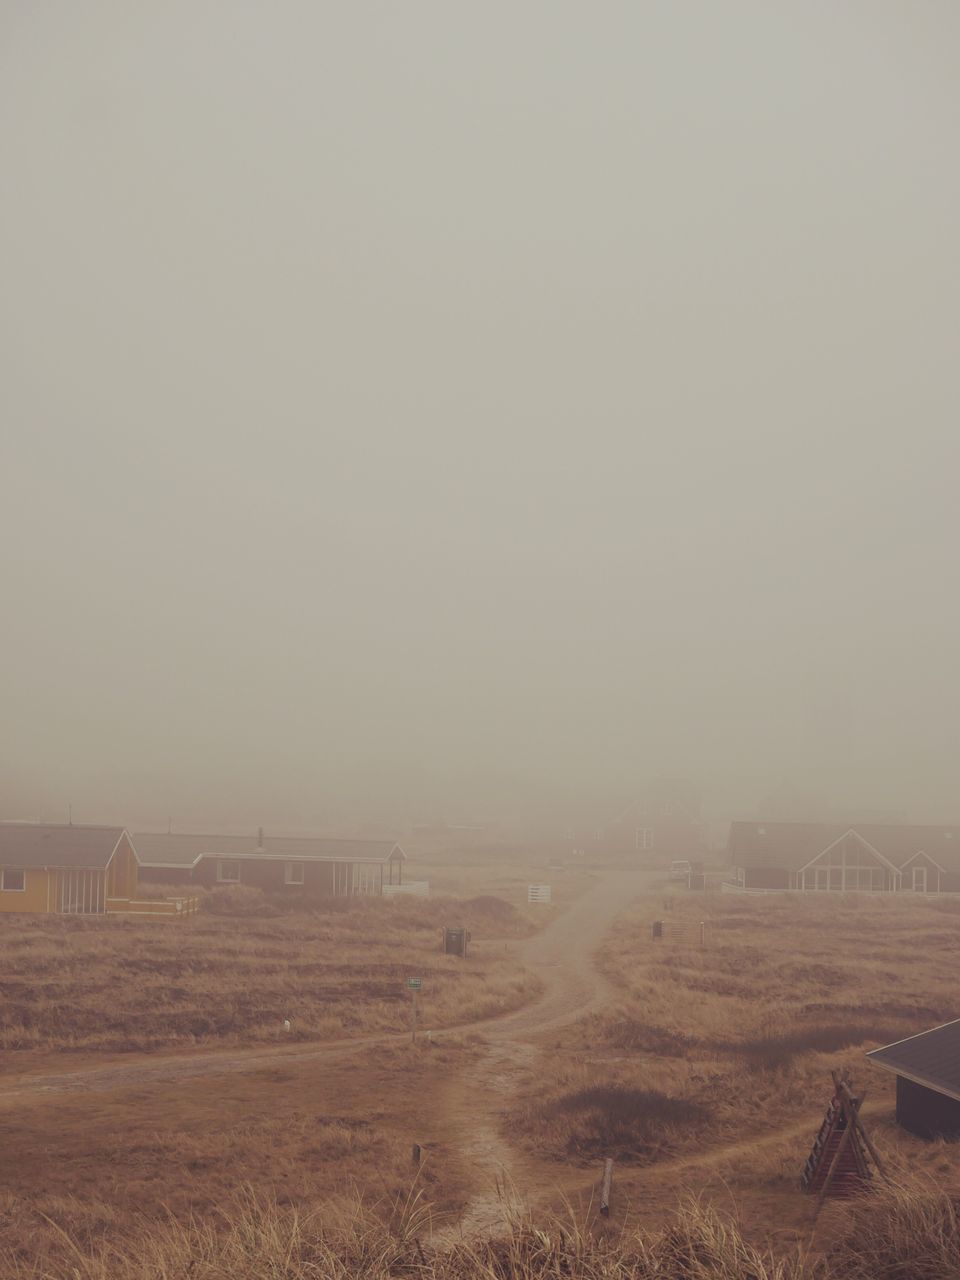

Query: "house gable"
(899, 849), (948, 875)
(797, 829), (900, 877)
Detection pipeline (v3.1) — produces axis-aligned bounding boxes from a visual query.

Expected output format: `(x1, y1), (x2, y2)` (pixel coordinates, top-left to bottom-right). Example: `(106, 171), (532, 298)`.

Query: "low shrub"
(735, 1023), (904, 1072)
(542, 1085), (710, 1161)
(202, 886), (280, 917)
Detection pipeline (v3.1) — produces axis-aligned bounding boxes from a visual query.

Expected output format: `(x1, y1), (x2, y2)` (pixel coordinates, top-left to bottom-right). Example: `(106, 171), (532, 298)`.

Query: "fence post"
(600, 1158), (613, 1216)
(412, 1144), (422, 1166)
(699, 921), (705, 947)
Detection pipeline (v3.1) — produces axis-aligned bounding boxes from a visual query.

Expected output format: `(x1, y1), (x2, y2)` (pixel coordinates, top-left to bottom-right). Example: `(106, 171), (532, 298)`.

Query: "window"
(635, 827), (653, 850)
(217, 860), (241, 883)
(1, 868), (25, 892)
(284, 862), (304, 885)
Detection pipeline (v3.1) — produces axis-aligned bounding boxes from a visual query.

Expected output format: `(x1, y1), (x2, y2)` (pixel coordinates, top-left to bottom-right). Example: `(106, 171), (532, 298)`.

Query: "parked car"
(667, 859), (692, 881)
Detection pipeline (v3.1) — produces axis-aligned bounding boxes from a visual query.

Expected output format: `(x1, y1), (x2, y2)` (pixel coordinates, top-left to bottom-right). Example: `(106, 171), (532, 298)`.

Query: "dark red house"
(867, 1020), (960, 1139)
(135, 831), (406, 896)
(727, 821), (960, 893)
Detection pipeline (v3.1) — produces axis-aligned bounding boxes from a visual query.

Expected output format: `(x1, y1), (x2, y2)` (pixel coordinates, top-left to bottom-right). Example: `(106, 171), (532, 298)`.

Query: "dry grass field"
(3, 872), (960, 1278)
(0, 890), (541, 1058)
(505, 887), (960, 1253)
(511, 889), (960, 1162)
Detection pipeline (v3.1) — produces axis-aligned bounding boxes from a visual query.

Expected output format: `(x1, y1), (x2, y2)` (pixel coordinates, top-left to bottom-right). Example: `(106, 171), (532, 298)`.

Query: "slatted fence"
(651, 918), (707, 946)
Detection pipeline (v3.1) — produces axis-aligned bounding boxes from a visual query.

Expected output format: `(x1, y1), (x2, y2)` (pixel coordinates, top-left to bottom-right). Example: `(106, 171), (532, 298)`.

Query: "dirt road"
(435, 869), (653, 1235)
(0, 870), (650, 1104)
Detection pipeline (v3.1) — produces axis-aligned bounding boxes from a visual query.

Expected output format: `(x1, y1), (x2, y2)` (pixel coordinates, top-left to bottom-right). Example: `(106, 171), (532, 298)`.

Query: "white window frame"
(1, 868), (25, 892)
(284, 862), (304, 885)
(635, 827), (653, 850)
(217, 859), (241, 883)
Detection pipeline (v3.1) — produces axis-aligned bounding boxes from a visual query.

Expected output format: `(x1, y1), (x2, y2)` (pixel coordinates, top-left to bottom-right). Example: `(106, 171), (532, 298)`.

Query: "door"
(814, 866), (830, 891)
(913, 865), (928, 893)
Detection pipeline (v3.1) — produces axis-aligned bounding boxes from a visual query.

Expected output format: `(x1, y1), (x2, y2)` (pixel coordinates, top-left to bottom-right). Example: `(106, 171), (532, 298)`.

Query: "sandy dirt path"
(434, 870), (653, 1236)
(0, 870), (650, 1104)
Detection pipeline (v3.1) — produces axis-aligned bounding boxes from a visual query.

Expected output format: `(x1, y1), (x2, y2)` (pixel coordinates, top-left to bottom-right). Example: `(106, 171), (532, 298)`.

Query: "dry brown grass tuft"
(0, 1189), (807, 1279)
(819, 1177), (960, 1279)
(14, 1185), (960, 1280)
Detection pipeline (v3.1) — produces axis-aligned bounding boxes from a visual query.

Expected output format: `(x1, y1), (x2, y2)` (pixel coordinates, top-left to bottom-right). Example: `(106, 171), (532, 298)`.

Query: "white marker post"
(406, 977), (422, 1042)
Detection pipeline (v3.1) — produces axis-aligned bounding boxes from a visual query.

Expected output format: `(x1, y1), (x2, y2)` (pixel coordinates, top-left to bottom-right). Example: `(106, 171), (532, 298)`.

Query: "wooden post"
(699, 921), (705, 948)
(835, 1073), (889, 1181)
(412, 1143), (421, 1165)
(411, 989), (418, 1044)
(600, 1158), (613, 1217)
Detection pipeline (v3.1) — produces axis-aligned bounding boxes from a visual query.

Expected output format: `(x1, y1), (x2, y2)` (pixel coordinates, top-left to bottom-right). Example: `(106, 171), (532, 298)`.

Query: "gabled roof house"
(0, 823), (138, 914)
(135, 831), (406, 896)
(728, 821), (960, 892)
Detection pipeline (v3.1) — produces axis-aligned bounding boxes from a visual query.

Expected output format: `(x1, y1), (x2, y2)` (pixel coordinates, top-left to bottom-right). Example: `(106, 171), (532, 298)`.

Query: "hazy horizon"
(3, 3), (958, 832)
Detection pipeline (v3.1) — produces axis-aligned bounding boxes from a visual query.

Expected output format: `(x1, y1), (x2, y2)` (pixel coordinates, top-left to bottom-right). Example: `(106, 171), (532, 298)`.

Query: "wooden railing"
(106, 896), (201, 917)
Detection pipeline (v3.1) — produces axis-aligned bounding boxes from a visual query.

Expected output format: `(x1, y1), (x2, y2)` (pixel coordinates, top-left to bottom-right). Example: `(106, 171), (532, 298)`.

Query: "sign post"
(406, 977), (422, 1042)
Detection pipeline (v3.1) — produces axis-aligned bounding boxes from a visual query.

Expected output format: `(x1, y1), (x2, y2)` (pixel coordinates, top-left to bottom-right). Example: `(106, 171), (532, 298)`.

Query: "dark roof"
(133, 832), (405, 869)
(867, 1019), (960, 1103)
(0, 823), (128, 870)
(727, 821), (960, 872)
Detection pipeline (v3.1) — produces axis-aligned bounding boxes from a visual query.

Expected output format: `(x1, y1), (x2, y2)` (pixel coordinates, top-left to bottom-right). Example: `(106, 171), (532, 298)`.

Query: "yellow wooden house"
(0, 823), (195, 916)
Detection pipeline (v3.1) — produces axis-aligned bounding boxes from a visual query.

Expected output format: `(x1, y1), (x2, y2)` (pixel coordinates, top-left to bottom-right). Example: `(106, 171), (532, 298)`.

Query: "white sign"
(528, 884), (552, 904)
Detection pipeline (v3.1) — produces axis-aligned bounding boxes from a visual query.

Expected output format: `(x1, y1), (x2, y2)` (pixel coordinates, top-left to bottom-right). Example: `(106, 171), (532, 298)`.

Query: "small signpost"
(528, 884), (552, 904)
(406, 977), (422, 1042)
(600, 1157), (614, 1216)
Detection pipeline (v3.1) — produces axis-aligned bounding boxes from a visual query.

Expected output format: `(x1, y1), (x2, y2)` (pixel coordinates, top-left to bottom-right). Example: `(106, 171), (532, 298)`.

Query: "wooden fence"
(652, 918), (707, 946)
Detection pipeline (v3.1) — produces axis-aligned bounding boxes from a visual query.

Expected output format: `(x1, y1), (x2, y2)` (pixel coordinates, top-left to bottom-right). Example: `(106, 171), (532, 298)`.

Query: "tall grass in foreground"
(10, 1180), (960, 1278)
(0, 1190), (804, 1279)
(825, 1180), (960, 1279)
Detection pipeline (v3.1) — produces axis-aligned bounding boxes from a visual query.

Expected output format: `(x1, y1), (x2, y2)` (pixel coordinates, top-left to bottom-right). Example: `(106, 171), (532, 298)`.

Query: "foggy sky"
(2, 3), (958, 829)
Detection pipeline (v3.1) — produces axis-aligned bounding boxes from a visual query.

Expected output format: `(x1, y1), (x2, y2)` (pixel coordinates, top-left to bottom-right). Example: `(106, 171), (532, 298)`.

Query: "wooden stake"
(835, 1074), (888, 1181)
(600, 1158), (613, 1217)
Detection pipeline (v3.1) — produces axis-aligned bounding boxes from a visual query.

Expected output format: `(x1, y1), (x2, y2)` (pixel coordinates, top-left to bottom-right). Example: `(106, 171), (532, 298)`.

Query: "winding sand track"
(435, 870), (653, 1235)
(0, 873), (833, 1236)
(0, 870), (649, 1103)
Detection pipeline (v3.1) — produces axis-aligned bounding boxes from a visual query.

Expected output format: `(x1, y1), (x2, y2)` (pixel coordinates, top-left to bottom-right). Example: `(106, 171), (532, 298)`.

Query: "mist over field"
(2, 3), (958, 830)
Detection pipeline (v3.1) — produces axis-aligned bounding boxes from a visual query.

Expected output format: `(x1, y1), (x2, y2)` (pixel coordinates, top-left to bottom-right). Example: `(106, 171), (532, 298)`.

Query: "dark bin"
(443, 927), (468, 957)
